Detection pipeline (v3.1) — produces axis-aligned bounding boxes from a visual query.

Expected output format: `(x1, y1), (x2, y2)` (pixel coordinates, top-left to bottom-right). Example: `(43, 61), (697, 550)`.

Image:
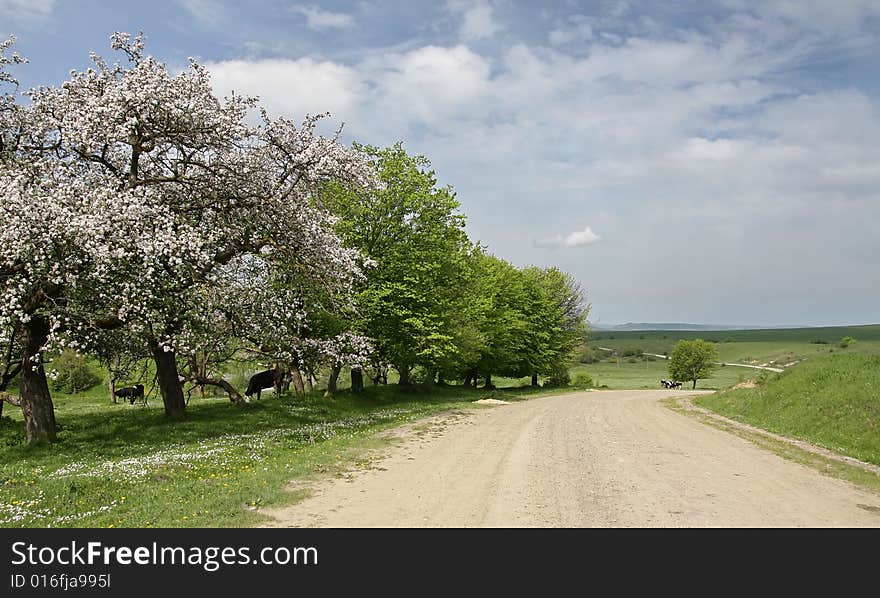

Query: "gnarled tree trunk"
(324, 363), (341, 397)
(287, 361), (305, 397)
(396, 364), (411, 386)
(350, 366), (364, 393)
(148, 336), (186, 417)
(188, 375), (245, 404)
(20, 316), (56, 444)
(425, 369), (437, 386)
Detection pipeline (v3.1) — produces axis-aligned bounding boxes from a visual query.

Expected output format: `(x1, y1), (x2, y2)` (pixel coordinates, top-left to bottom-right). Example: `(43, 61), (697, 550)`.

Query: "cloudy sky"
(3, 0), (879, 327)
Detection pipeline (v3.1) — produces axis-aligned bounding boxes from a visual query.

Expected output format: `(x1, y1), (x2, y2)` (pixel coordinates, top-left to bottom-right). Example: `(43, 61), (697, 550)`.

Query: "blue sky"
(3, 0), (879, 327)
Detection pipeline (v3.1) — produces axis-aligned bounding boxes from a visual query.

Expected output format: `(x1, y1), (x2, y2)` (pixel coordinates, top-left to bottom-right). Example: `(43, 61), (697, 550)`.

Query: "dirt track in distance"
(262, 390), (880, 527)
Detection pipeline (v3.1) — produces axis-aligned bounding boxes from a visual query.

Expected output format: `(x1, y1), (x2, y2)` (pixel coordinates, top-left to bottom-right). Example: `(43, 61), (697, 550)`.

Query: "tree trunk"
(463, 372), (472, 387)
(19, 316), (57, 444)
(108, 376), (117, 404)
(397, 365), (410, 386)
(272, 366), (284, 397)
(148, 337), (186, 417)
(692, 379), (697, 389)
(288, 362), (305, 397)
(425, 369), (437, 386)
(484, 373), (494, 390)
(324, 363), (341, 397)
(531, 372), (539, 387)
(350, 366), (364, 393)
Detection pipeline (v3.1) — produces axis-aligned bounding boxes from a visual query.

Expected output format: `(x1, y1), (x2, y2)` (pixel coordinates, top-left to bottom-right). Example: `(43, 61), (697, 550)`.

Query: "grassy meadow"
(565, 325), (880, 390)
(569, 359), (746, 390)
(589, 324), (880, 368)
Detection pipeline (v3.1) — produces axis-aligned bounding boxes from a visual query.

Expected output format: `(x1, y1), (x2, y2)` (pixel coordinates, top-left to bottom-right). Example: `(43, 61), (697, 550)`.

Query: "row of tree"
(0, 33), (589, 444)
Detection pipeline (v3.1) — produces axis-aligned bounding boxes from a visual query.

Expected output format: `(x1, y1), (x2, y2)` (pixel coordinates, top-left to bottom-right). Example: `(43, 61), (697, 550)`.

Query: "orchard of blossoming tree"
(0, 33), (588, 445)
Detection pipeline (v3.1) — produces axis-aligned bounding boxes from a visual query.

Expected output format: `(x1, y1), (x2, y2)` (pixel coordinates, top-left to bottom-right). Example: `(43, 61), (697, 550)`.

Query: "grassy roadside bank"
(0, 384), (578, 528)
(694, 354), (880, 466)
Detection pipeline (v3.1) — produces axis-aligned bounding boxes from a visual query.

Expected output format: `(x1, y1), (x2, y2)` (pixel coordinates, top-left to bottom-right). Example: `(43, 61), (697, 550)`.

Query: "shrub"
(50, 350), (100, 394)
(839, 336), (856, 348)
(571, 373), (593, 388)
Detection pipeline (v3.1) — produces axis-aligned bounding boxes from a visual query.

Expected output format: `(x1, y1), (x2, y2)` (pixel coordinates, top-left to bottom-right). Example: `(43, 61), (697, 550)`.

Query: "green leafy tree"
(322, 142), (470, 386)
(467, 253), (531, 387)
(668, 339), (719, 389)
(527, 267), (589, 385)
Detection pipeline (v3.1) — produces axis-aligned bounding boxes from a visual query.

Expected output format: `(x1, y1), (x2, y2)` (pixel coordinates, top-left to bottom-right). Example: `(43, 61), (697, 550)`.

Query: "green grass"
(0, 381), (575, 528)
(695, 354), (880, 466)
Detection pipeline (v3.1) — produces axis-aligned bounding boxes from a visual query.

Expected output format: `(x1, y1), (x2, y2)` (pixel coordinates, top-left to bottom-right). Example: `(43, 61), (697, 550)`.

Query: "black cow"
(245, 369), (283, 401)
(660, 379), (671, 388)
(115, 384), (144, 405)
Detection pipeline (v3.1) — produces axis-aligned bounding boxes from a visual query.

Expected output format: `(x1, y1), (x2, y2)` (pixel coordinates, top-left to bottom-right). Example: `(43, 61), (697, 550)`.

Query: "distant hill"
(588, 324), (880, 344)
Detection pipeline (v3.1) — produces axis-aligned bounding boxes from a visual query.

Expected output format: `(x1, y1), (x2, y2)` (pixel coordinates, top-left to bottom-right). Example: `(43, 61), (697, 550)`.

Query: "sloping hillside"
(696, 354), (880, 465)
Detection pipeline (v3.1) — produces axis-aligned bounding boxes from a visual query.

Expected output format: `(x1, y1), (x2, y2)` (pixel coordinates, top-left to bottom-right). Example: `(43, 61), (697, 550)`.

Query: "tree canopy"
(668, 339), (719, 389)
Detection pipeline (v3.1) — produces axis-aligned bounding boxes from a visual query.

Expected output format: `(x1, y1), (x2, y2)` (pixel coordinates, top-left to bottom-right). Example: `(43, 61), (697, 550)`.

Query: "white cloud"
(446, 0), (499, 41)
(290, 4), (355, 30)
(0, 0), (54, 22)
(207, 57), (364, 122)
(208, 44), (490, 129)
(536, 227), (602, 248)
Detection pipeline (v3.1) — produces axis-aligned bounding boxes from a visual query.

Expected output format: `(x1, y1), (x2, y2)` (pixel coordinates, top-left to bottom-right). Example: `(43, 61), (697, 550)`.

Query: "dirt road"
(262, 390), (880, 527)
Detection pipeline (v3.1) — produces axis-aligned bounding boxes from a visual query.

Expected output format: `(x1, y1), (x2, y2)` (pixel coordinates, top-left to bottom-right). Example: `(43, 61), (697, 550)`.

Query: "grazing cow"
(660, 379), (671, 389)
(245, 369), (283, 401)
(115, 384), (144, 405)
(671, 381), (682, 390)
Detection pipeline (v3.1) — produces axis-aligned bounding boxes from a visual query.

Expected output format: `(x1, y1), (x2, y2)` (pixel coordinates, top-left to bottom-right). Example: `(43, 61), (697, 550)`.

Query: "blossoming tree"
(0, 33), (375, 442)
